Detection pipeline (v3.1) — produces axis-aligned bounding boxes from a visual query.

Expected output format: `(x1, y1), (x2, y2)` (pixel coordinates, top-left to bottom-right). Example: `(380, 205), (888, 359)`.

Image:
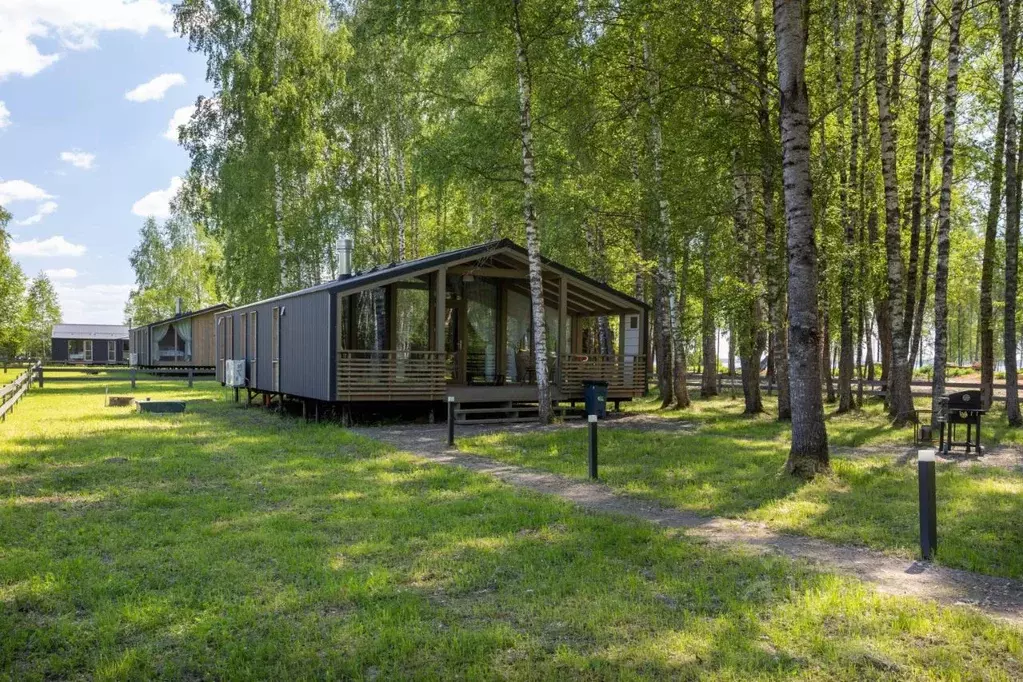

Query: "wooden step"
(454, 416), (539, 425)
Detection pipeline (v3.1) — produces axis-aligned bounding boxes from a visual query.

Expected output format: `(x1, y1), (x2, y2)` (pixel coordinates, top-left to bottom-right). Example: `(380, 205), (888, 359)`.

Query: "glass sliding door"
(465, 279), (498, 384)
(505, 290), (532, 383)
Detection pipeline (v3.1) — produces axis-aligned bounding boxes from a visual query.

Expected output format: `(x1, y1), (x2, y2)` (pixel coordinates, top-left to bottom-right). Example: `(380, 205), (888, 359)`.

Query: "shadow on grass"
(464, 399), (1023, 580)
(3, 388), (1021, 678)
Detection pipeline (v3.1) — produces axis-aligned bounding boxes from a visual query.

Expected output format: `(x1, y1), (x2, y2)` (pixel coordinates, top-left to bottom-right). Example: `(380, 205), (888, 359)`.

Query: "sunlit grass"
(2, 381), (1023, 679)
(466, 393), (1023, 579)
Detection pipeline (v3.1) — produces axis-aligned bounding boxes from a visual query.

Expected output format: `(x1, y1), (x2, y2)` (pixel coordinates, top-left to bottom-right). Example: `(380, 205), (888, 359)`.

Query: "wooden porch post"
(618, 314), (626, 359)
(387, 284), (398, 351)
(558, 276), (568, 386)
(434, 267), (447, 353)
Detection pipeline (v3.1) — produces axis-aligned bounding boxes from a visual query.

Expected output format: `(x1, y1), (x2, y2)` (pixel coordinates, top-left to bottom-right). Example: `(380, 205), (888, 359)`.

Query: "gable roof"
(222, 239), (649, 313)
(131, 303), (231, 332)
(52, 324), (129, 340)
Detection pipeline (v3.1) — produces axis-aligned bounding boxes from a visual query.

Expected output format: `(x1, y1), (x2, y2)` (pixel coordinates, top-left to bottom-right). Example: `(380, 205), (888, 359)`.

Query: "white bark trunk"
(513, 0), (552, 423)
(773, 0), (829, 476)
(931, 0), (965, 429)
(871, 0), (916, 425)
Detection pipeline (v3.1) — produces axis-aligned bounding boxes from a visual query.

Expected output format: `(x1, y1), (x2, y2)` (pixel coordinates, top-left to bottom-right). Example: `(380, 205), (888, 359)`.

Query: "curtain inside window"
(174, 320), (192, 361)
(151, 324), (170, 360)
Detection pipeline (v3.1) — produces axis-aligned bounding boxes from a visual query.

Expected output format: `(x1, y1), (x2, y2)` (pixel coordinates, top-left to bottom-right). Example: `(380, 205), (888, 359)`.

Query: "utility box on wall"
(225, 359), (247, 388)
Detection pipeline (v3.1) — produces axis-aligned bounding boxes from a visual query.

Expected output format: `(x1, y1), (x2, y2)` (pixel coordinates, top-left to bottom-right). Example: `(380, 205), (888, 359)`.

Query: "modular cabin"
(215, 239), (648, 419)
(51, 324), (129, 364)
(129, 304), (228, 368)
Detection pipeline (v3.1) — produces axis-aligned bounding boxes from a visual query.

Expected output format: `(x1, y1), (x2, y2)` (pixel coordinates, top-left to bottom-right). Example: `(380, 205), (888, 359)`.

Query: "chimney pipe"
(175, 297), (182, 316)
(338, 237), (354, 278)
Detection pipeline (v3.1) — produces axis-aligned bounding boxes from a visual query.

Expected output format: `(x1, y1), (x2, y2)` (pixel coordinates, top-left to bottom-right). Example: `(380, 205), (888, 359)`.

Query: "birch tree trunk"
(701, 229), (719, 397)
(773, 0), (829, 476)
(757, 0), (789, 419)
(673, 239), (691, 408)
(1001, 0), (1022, 425)
(931, 0), (965, 431)
(836, 0), (858, 413)
(903, 0), (935, 357)
(512, 0), (551, 423)
(980, 97), (1007, 410)
(645, 34), (675, 408)
(871, 0), (916, 425)
(909, 146), (934, 371)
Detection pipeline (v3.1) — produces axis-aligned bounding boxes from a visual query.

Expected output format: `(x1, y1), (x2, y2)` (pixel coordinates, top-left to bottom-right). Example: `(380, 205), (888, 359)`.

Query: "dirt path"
(354, 422), (1023, 626)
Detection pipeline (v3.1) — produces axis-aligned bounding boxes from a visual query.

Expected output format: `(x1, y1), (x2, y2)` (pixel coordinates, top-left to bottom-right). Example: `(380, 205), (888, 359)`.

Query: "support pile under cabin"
(214, 239), (649, 414)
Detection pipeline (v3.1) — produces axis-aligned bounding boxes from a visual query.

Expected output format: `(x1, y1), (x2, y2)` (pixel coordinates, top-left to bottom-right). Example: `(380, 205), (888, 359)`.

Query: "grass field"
(464, 395), (1023, 579)
(2, 380), (1023, 679)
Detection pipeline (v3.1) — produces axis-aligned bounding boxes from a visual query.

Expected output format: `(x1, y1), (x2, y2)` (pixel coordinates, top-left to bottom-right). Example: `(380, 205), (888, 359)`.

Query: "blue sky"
(0, 1), (208, 324)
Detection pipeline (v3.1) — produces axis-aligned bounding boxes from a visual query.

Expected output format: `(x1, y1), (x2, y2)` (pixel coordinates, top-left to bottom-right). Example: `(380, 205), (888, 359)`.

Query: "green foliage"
(21, 274), (61, 359)
(124, 215), (221, 325)
(465, 395), (1023, 579)
(2, 380), (1022, 678)
(0, 207), (26, 358)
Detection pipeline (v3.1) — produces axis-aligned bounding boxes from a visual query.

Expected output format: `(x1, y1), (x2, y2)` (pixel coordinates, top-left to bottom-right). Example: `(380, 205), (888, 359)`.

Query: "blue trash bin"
(583, 379), (609, 418)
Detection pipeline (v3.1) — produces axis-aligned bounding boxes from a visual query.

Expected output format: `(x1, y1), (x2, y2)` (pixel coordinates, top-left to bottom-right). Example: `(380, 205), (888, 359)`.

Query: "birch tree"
(931, 0), (965, 429)
(871, 0), (915, 426)
(512, 0), (552, 423)
(773, 0), (829, 477)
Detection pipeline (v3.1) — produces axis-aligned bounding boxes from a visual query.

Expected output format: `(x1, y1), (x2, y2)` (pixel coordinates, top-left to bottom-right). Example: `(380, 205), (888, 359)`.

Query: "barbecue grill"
(936, 389), (985, 455)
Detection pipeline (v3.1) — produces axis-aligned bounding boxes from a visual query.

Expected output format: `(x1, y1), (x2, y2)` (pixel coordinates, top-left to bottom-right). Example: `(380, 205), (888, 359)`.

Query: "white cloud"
(0, 1), (174, 80)
(131, 176), (182, 218)
(44, 267), (77, 280)
(54, 282), (133, 324)
(10, 235), (87, 257)
(0, 101), (9, 129)
(17, 200), (58, 225)
(125, 72), (185, 102)
(163, 104), (195, 141)
(59, 150), (95, 169)
(0, 179), (52, 205)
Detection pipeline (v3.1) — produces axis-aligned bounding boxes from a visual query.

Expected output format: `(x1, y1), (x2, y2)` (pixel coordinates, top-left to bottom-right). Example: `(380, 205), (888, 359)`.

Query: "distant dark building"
(215, 239), (649, 417)
(51, 324), (129, 364)
(129, 303), (229, 367)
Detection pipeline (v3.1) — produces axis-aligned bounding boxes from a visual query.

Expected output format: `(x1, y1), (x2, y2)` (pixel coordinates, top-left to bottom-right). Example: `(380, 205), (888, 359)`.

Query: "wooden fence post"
(188, 369), (193, 388)
(130, 368), (136, 389)
(37, 366), (43, 388)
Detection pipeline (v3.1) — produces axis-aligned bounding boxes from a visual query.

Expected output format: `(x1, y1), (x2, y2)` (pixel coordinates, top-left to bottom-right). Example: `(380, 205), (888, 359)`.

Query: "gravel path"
(353, 421), (1023, 625)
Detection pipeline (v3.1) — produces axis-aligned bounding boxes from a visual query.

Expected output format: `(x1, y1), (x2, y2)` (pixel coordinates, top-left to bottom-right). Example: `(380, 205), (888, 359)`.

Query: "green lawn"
(2, 381), (1022, 679)
(464, 394), (1023, 579)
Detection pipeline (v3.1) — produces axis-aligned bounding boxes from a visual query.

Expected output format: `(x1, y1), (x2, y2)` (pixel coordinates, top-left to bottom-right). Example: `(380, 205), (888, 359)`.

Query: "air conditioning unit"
(225, 359), (247, 387)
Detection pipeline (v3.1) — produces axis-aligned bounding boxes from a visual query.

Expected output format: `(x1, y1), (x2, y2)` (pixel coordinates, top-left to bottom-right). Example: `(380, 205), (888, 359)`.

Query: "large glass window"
(465, 279), (498, 383)
(354, 288), (388, 351)
(68, 339), (88, 361)
(396, 280), (429, 352)
(505, 290), (532, 383)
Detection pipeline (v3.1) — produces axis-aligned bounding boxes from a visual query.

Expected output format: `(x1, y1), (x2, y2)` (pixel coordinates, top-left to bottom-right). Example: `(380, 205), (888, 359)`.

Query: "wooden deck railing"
(559, 354), (646, 397)
(337, 350), (448, 401)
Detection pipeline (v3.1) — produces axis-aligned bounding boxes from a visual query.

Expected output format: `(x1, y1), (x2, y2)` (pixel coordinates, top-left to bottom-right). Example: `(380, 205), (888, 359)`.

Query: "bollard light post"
(918, 449), (938, 560)
(447, 396), (456, 447)
(587, 414), (598, 480)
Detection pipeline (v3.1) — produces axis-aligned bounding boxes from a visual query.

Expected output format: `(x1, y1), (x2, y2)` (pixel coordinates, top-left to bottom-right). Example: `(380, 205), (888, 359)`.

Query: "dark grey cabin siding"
(51, 339), (68, 362)
(94, 340), (108, 363)
(279, 290), (332, 401)
(216, 290), (332, 401)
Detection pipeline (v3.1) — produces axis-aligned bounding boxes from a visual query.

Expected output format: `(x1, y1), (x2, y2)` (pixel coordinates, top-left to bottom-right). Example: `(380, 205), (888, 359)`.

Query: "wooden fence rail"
(0, 362), (40, 422)
(684, 375), (1012, 401)
(34, 366), (216, 389)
